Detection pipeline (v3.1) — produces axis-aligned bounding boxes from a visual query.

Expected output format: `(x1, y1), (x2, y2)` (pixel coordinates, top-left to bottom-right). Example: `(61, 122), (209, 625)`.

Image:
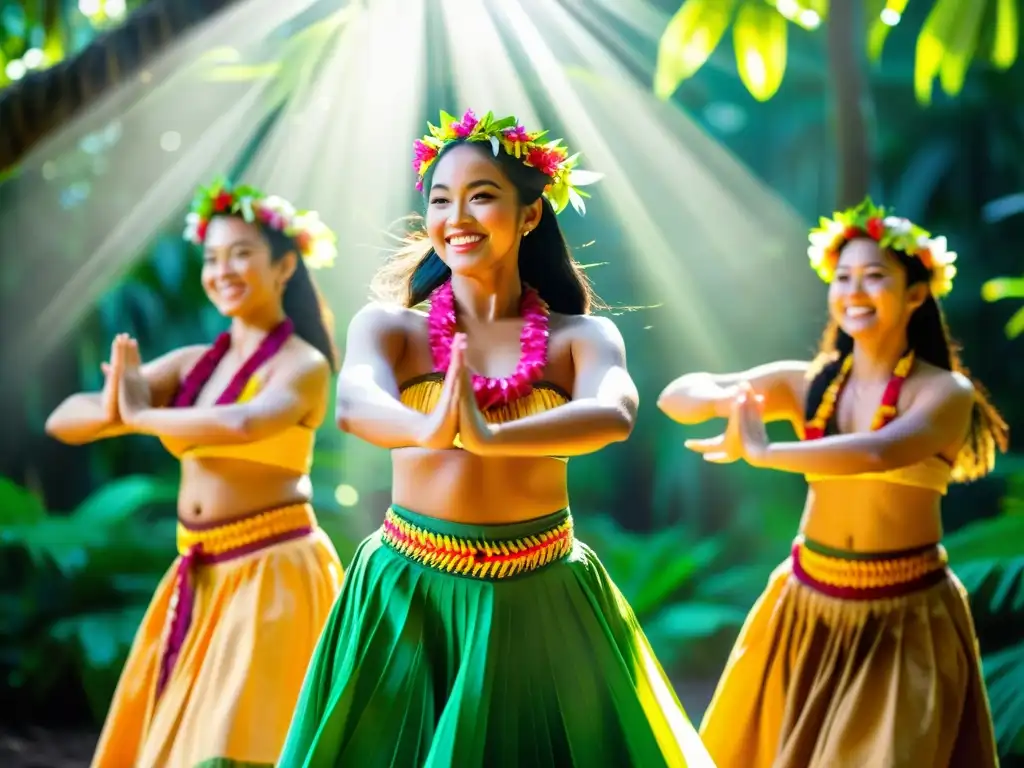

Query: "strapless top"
(160, 376), (315, 475)
(805, 454), (952, 495)
(398, 372), (572, 461)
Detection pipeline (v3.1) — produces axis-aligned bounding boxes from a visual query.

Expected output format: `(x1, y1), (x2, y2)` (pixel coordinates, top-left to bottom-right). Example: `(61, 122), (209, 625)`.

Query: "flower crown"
(807, 197), (957, 297)
(183, 178), (337, 269)
(411, 109), (602, 215)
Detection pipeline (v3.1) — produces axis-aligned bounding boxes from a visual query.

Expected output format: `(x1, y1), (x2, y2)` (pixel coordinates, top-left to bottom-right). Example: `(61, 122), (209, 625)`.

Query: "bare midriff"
(391, 449), (569, 523)
(177, 457), (310, 524)
(799, 478), (943, 553)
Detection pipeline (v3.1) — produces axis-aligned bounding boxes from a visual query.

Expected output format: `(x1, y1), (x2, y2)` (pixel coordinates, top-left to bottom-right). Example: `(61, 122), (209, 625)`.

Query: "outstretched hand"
(685, 383), (768, 465)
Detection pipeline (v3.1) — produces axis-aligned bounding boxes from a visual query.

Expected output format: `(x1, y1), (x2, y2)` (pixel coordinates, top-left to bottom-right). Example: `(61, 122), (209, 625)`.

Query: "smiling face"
(425, 143), (542, 278)
(828, 237), (927, 340)
(201, 216), (295, 319)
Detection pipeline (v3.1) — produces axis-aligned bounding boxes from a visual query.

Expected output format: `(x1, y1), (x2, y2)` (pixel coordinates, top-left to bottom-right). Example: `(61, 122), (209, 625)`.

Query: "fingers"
(684, 435), (724, 454)
(125, 337), (142, 367)
(701, 452), (732, 463)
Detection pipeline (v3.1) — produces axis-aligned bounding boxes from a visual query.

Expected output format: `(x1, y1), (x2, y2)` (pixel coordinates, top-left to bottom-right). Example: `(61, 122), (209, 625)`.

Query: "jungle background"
(1, 0), (1023, 765)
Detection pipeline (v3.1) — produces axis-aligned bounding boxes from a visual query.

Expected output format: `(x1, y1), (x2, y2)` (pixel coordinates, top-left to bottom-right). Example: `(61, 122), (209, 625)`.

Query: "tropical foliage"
(654, 0), (1019, 104)
(0, 0), (1022, 762)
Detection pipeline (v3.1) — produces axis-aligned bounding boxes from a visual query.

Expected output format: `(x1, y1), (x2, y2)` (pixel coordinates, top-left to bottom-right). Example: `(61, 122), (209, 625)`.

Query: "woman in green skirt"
(277, 110), (715, 768)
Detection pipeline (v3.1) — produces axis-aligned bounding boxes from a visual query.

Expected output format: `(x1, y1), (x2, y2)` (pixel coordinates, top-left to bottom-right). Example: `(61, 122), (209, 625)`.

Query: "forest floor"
(0, 679), (718, 766)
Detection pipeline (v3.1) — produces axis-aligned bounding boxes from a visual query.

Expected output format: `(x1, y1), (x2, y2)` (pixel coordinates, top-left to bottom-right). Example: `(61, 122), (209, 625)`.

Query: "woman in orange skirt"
(659, 198), (1006, 767)
(46, 180), (344, 768)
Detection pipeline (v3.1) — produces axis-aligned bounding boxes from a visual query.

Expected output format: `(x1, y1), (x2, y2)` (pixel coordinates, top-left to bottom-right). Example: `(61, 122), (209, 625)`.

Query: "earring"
(523, 229), (531, 238)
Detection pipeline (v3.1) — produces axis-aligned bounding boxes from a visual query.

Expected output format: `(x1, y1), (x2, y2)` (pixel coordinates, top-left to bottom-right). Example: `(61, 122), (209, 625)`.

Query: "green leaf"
(867, 0), (911, 61)
(981, 276), (1024, 302)
(914, 0), (969, 105)
(1003, 305), (1024, 339)
(944, 514), (1024, 562)
(982, 642), (1024, 753)
(71, 475), (178, 525)
(990, 0), (1019, 69)
(937, 0), (987, 96)
(733, 0), (789, 102)
(654, 0), (738, 100)
(643, 601), (748, 642)
(0, 477), (46, 527)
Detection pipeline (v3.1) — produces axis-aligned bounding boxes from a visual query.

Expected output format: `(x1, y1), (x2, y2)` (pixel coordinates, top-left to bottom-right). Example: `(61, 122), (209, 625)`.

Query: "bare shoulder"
(349, 301), (421, 337)
(556, 313), (625, 347)
(280, 336), (332, 379)
(914, 360), (975, 405)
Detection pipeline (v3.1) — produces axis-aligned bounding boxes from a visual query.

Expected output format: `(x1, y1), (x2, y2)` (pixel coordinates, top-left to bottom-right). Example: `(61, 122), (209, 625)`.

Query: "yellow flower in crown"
(183, 178), (337, 269)
(411, 109), (603, 215)
(807, 197), (957, 298)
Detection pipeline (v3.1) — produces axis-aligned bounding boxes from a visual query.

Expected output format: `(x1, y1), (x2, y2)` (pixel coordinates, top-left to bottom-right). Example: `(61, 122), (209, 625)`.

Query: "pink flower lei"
(428, 280), (550, 410)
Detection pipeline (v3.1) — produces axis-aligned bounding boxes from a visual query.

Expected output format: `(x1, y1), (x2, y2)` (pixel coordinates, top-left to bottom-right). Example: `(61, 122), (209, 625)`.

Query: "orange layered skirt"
(700, 538), (998, 768)
(91, 504), (343, 768)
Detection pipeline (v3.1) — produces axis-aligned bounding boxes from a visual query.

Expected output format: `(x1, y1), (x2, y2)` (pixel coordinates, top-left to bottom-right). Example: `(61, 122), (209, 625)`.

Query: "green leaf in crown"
(411, 108), (604, 215)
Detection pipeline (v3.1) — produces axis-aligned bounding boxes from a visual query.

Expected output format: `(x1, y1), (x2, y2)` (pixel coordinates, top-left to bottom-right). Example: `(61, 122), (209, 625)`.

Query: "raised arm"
(334, 303), (458, 450)
(458, 315), (638, 458)
(45, 335), (200, 445)
(657, 360), (810, 429)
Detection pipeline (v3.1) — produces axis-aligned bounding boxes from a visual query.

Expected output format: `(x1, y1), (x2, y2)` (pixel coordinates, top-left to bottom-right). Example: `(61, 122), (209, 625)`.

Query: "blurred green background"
(0, 0), (1022, 763)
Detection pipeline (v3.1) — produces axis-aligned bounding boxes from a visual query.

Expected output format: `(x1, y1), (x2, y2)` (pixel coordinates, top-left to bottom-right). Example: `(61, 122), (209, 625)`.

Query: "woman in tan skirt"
(658, 198), (1006, 767)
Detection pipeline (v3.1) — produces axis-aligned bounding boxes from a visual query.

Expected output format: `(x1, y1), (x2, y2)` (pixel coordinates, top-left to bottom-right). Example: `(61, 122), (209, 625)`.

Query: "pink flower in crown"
(413, 139), (436, 165)
(503, 124), (531, 144)
(451, 110), (479, 138)
(525, 146), (561, 177)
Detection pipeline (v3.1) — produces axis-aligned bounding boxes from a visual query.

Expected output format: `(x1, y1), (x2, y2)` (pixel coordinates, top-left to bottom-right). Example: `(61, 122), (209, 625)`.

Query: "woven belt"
(381, 507), (573, 580)
(791, 537), (948, 600)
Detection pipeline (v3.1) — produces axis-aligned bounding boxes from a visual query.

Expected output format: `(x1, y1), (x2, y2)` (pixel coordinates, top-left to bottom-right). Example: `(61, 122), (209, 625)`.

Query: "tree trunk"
(0, 0), (245, 173)
(826, 0), (873, 207)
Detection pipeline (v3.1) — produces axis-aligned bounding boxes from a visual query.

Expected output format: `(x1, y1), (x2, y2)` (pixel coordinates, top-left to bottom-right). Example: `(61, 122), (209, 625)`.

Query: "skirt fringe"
(699, 555), (999, 768)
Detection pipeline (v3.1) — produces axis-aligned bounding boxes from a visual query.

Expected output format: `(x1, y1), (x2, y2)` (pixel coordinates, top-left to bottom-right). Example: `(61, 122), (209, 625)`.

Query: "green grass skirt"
(279, 506), (715, 767)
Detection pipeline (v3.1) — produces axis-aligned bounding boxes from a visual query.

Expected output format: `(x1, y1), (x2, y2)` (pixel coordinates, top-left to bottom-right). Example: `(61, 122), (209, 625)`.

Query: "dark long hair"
(212, 215), (339, 371)
(805, 244), (1007, 482)
(370, 140), (600, 314)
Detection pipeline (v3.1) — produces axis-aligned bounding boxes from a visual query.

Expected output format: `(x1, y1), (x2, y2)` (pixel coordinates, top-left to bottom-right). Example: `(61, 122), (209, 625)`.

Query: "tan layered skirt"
(700, 538), (998, 768)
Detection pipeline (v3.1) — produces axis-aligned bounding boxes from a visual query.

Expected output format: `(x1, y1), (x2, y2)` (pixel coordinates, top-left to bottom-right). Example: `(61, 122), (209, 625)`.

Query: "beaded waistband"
(159, 504), (316, 699)
(380, 507), (574, 580)
(176, 503), (316, 561)
(791, 537), (948, 600)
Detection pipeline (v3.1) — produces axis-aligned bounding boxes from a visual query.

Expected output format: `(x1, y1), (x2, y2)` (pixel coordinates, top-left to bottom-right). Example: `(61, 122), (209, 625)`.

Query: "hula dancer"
(47, 181), (345, 768)
(660, 198), (1006, 768)
(278, 110), (715, 768)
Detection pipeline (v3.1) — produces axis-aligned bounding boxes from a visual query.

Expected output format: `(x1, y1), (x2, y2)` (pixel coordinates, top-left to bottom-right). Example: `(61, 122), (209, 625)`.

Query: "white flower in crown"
(883, 216), (913, 235)
(292, 210), (338, 269)
(183, 212), (202, 242)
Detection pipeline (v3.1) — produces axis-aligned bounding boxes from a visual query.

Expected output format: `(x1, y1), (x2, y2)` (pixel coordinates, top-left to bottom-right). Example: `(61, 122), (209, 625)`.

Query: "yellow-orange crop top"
(805, 455), (953, 495)
(803, 416), (954, 495)
(398, 372), (572, 460)
(159, 376), (315, 475)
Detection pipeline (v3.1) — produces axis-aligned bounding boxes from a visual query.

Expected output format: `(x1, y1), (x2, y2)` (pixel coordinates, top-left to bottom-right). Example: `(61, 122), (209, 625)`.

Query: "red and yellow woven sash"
(381, 507), (573, 580)
(791, 537), (948, 600)
(158, 504), (316, 698)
